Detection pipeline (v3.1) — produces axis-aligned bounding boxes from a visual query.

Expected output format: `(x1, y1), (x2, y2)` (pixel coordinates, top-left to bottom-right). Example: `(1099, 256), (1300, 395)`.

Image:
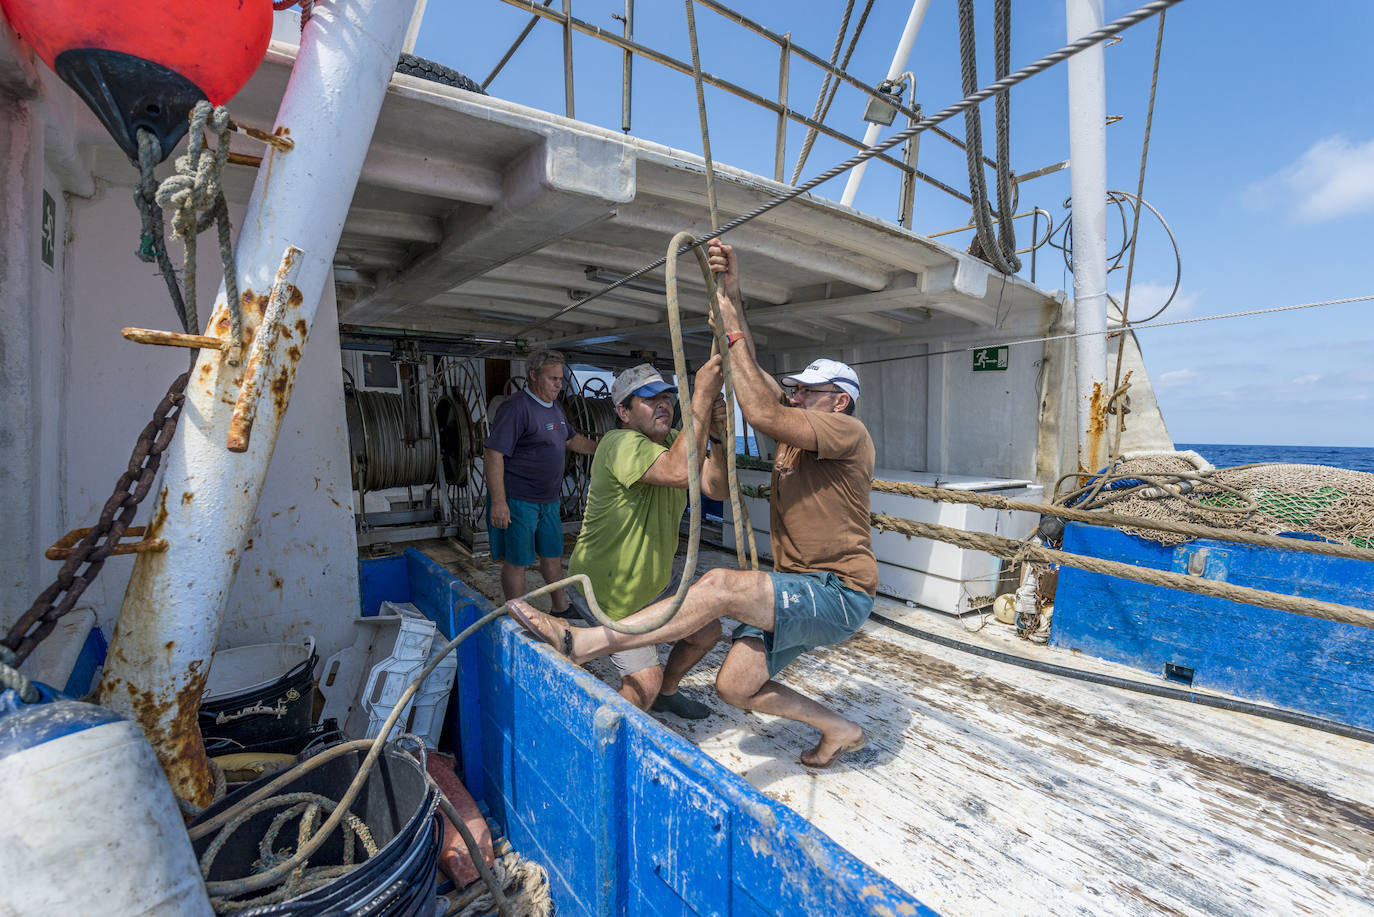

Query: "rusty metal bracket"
(227, 245), (305, 453)
(46, 525), (168, 560)
(228, 119), (294, 153)
(122, 326), (225, 350)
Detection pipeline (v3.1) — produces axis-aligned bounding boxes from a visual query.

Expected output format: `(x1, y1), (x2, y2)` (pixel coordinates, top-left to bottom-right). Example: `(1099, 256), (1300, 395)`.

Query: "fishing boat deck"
(430, 538), (1374, 916)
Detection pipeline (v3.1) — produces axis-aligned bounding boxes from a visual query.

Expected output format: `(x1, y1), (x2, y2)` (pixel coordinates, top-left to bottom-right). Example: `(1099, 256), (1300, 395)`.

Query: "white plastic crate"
(319, 602), (436, 742)
(375, 604), (457, 747)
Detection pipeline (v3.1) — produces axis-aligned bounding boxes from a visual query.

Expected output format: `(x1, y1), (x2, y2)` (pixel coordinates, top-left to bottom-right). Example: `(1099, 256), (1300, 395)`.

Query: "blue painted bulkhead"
(360, 549), (935, 917)
(1052, 523), (1374, 730)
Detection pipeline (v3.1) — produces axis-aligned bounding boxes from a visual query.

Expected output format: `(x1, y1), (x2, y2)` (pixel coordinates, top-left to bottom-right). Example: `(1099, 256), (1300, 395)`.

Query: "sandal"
(506, 600), (574, 658)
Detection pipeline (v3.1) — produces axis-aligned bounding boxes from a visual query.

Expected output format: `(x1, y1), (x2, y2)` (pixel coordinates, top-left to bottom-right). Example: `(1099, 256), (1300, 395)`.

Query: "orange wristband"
(725, 332), (743, 347)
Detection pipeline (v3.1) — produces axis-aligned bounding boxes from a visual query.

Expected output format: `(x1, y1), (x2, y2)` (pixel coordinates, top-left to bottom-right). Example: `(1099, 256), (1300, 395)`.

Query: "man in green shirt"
(564, 357), (730, 716)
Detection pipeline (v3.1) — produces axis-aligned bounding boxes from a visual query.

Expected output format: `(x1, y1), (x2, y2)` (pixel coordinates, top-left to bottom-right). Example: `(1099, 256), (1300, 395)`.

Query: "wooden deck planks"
(446, 542), (1374, 915)
(628, 568), (1374, 915)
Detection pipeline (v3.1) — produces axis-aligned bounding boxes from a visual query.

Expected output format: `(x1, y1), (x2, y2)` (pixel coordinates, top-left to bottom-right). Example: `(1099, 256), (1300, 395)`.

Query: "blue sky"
(416, 1), (1374, 447)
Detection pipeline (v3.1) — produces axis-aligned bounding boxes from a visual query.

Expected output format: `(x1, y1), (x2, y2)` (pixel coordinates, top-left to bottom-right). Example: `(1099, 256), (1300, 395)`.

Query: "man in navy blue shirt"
(485, 350), (598, 615)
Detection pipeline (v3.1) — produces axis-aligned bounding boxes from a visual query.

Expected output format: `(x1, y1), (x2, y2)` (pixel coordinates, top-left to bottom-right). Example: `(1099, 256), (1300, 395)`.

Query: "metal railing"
(487, 0), (1009, 220)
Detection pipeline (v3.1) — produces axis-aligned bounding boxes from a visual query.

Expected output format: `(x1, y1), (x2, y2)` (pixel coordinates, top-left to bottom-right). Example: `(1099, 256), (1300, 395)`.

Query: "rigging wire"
(478, 0), (1183, 353)
(832, 293), (1374, 371)
(482, 0), (556, 89)
(1048, 189), (1183, 323)
(790, 0), (876, 185)
(1109, 9), (1167, 456)
(1114, 10), (1167, 356)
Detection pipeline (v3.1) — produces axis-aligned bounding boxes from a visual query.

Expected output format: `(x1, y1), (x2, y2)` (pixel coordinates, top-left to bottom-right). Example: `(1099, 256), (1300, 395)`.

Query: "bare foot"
(506, 599), (577, 659)
(800, 724), (866, 769)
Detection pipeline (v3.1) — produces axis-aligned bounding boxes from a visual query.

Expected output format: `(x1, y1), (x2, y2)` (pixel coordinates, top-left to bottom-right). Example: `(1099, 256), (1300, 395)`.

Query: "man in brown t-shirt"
(508, 239), (876, 769)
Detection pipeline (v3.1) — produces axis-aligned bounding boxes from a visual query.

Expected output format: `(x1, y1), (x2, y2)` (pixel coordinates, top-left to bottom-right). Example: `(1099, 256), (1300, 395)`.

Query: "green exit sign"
(972, 346), (1008, 372)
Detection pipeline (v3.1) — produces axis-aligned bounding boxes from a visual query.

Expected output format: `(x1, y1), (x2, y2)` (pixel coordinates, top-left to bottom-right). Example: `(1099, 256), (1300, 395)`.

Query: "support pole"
(1065, 0), (1109, 473)
(562, 0), (576, 118)
(97, 0), (419, 805)
(774, 33), (790, 183)
(840, 0), (931, 207)
(620, 0), (634, 132)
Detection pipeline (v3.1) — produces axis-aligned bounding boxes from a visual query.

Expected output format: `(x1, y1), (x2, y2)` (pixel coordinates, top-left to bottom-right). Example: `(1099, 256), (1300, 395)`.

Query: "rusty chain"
(3, 372), (190, 665)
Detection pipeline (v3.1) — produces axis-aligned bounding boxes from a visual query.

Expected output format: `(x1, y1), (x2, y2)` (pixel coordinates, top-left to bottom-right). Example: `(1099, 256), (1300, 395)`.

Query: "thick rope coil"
(449, 851), (552, 917)
(871, 513), (1374, 630)
(956, 0), (1020, 274)
(684, 0), (760, 572)
(134, 131), (192, 332)
(155, 101), (242, 346)
(0, 646), (39, 703)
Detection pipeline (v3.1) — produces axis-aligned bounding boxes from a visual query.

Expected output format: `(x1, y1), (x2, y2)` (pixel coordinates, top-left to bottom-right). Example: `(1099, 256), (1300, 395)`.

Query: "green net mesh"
(1100, 456), (1374, 549)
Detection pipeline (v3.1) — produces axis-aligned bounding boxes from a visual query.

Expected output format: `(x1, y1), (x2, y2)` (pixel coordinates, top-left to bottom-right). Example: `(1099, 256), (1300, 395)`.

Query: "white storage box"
(724, 467), (1042, 615)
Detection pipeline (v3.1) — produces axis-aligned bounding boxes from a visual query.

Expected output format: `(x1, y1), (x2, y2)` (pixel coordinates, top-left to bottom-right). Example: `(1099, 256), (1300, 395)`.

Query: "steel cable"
(351, 390), (438, 491)
(790, 0), (877, 185)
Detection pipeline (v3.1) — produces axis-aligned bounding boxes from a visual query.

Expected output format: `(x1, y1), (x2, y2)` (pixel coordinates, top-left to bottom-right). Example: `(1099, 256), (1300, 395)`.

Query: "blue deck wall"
(361, 549), (934, 917)
(1053, 523), (1374, 729)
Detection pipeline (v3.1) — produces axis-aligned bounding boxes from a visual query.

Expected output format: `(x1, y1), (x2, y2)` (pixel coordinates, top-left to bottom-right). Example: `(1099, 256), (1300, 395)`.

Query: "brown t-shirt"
(769, 411), (878, 595)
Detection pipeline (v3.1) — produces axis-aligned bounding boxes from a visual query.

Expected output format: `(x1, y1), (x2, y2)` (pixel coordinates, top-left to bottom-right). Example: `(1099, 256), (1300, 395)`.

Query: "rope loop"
(154, 101), (241, 343)
(0, 646), (40, 703)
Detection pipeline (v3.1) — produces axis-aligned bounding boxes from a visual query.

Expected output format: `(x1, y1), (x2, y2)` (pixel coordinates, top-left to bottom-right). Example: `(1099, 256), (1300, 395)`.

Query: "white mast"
(97, 0), (419, 803)
(1065, 0), (1109, 472)
(839, 0), (932, 207)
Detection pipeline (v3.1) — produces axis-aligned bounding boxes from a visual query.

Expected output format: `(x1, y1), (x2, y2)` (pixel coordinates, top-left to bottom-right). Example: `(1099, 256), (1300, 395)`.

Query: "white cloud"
(1154, 369), (1200, 388)
(1246, 135), (1374, 222)
(1289, 373), (1321, 386)
(1110, 282), (1198, 320)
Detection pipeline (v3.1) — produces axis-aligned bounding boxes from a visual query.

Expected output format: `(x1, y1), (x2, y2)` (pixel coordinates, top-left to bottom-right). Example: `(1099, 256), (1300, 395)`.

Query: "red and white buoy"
(0, 0), (272, 160)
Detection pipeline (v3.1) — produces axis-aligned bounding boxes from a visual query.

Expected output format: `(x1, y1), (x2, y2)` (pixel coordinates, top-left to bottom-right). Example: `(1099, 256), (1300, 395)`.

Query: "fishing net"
(1061, 454), (1374, 549)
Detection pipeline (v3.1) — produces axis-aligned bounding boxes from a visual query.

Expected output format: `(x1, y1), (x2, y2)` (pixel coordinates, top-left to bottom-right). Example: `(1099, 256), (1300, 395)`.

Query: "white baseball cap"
(611, 363), (678, 406)
(782, 358), (860, 402)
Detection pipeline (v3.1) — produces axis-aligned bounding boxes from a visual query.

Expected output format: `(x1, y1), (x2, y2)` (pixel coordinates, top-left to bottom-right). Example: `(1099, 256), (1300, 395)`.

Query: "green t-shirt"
(568, 428), (685, 620)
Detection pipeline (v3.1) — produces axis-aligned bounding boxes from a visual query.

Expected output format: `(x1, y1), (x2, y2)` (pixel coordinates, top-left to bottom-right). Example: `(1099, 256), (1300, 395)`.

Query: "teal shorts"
(732, 570), (874, 677)
(488, 496), (563, 567)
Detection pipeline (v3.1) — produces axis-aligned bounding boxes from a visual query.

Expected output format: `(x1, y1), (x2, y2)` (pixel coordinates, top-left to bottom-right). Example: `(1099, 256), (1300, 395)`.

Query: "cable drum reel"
(343, 387), (441, 493)
(558, 376), (617, 518)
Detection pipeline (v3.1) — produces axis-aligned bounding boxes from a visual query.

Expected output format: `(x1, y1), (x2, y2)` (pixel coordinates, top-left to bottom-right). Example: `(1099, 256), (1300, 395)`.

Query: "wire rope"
(349, 390), (438, 491)
(956, 0), (1020, 274)
(831, 293), (1374, 371)
(1111, 10), (1167, 454)
(790, 0), (877, 185)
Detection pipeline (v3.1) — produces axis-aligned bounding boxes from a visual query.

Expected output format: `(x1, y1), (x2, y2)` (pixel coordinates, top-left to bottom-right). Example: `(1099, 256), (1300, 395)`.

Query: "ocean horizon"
(1175, 443), (1374, 474)
(733, 436), (1374, 475)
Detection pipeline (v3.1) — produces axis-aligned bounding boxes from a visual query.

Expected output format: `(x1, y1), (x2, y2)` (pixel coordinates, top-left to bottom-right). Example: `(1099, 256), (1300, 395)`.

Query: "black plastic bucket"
(192, 746), (439, 915)
(200, 649), (317, 750)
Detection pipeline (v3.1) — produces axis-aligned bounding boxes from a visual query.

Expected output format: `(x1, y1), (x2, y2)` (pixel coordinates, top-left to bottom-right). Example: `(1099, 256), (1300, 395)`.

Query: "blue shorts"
(733, 571), (874, 677)
(488, 496), (563, 567)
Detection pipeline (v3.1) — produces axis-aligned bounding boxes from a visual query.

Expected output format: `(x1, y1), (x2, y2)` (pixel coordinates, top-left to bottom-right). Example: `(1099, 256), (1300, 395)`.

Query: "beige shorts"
(567, 588), (662, 678)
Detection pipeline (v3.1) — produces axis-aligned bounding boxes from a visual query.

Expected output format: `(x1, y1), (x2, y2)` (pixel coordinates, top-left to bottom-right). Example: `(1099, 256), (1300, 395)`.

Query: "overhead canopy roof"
(87, 45), (1060, 364)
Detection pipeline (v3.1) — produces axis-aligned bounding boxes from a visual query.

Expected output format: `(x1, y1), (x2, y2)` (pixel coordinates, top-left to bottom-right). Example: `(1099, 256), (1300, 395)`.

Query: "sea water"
(735, 436), (1374, 475)
(1177, 444), (1374, 475)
